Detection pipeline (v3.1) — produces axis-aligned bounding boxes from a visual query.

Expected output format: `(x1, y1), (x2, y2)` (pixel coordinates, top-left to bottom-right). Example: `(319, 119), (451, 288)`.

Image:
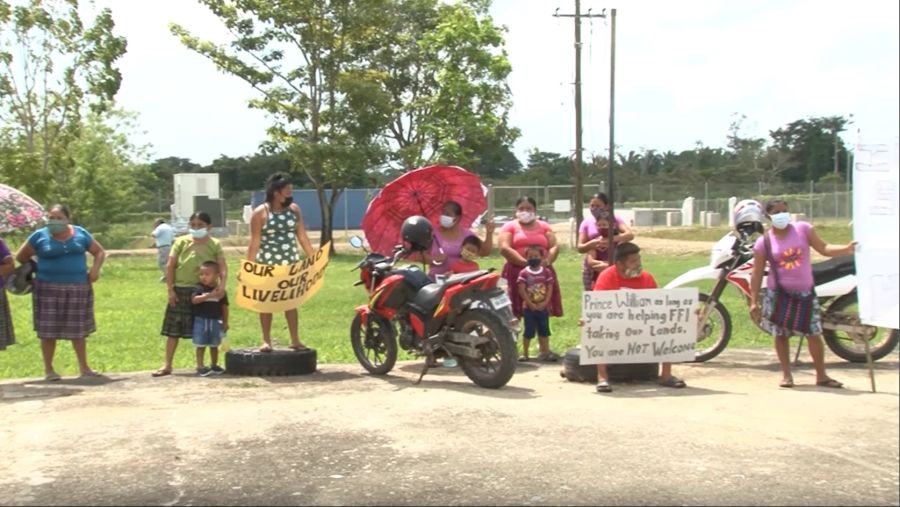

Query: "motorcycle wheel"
(455, 308), (517, 389)
(822, 292), (899, 363)
(693, 293), (733, 363)
(350, 314), (398, 375)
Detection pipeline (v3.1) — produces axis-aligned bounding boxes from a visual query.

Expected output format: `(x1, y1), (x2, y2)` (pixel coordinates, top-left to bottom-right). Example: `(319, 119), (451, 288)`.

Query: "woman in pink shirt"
(576, 193), (634, 290)
(498, 196), (563, 361)
(749, 199), (856, 389)
(422, 200), (494, 281)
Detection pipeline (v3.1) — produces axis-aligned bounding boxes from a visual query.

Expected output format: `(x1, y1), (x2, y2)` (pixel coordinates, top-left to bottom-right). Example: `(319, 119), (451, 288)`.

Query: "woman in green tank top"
(247, 174), (316, 352)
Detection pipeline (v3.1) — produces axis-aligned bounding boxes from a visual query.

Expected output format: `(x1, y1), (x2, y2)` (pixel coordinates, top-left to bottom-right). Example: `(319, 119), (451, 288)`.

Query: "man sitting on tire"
(591, 242), (687, 393)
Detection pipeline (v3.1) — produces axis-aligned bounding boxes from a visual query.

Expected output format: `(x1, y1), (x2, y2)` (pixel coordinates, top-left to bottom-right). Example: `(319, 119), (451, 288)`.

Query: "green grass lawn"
(0, 250), (770, 380)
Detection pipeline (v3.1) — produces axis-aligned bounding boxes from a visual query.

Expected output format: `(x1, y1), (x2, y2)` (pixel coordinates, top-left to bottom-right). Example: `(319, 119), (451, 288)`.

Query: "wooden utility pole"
(554, 2), (606, 228)
(607, 8), (617, 258)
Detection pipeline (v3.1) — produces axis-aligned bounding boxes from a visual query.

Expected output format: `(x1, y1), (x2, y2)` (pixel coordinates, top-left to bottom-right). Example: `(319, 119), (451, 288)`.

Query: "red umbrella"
(362, 165), (487, 255)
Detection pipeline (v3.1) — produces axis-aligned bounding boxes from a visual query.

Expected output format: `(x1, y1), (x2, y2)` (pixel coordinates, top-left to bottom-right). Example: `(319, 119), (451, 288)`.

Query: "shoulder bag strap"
(763, 231), (781, 291)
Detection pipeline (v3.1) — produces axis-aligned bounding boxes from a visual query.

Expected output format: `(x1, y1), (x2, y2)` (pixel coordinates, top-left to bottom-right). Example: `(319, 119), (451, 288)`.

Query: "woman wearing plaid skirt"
(749, 199), (856, 389)
(153, 211), (227, 377)
(15, 204), (106, 380)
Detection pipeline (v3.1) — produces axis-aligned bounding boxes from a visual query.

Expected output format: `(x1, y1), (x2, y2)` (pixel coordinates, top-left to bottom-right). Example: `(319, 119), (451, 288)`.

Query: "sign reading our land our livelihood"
(236, 241), (331, 313)
(580, 287), (698, 365)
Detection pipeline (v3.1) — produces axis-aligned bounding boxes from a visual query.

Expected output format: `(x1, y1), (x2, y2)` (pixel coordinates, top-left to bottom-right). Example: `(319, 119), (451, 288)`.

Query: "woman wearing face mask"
(153, 211), (227, 377)
(15, 204), (106, 380)
(576, 192), (634, 290)
(423, 200), (494, 281)
(749, 199), (856, 389)
(247, 173), (316, 353)
(498, 196), (563, 361)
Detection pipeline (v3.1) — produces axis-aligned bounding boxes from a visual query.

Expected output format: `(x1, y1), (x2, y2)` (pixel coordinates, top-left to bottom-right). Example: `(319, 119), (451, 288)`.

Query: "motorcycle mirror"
(349, 236), (364, 249)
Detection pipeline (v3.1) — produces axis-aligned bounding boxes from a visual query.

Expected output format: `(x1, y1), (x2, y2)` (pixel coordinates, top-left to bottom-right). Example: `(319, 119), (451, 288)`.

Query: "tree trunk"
(312, 184), (343, 256)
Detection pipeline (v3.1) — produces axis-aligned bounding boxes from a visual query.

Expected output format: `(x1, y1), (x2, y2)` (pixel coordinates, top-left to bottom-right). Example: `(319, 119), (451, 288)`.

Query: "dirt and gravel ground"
(1, 349), (898, 506)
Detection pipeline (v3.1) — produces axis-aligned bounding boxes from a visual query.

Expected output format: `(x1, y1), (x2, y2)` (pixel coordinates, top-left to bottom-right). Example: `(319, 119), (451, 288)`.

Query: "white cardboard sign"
(580, 288), (698, 364)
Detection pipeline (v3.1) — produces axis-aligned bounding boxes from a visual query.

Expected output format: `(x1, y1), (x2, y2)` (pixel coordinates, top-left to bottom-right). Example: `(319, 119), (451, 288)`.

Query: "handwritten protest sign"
(236, 241), (331, 313)
(580, 287), (698, 364)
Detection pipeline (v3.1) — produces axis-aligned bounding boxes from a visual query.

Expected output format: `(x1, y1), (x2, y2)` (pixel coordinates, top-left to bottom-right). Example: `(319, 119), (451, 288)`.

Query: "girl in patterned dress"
(247, 174), (316, 352)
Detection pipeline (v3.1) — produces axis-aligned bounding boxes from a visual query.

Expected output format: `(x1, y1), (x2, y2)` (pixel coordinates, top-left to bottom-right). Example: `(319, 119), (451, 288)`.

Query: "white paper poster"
(853, 138), (900, 330)
(580, 288), (698, 364)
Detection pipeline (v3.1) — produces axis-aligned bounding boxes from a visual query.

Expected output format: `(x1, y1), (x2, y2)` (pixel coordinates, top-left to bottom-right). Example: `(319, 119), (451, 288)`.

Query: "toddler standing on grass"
(516, 245), (558, 362)
(192, 261), (229, 376)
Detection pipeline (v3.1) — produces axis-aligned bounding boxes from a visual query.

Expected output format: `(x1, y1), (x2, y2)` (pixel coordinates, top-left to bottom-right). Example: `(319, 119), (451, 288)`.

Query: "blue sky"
(95, 0), (900, 165)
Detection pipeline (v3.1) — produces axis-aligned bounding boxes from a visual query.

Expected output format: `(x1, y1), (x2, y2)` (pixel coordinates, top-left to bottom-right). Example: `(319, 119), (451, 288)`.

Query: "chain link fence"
(490, 180), (853, 226)
(126, 179), (853, 231)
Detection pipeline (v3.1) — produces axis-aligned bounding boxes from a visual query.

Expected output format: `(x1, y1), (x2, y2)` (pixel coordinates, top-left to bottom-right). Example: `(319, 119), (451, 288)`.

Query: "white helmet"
(733, 199), (764, 234)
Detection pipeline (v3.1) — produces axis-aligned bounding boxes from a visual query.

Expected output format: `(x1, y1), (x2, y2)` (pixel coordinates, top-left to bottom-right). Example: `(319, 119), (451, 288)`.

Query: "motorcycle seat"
(442, 270), (488, 285)
(812, 255), (855, 286)
(413, 271), (488, 312)
(413, 283), (446, 313)
(398, 267), (431, 292)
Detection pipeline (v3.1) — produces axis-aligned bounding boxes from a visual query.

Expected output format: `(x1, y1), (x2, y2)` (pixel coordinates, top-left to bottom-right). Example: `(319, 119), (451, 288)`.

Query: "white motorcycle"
(664, 223), (899, 363)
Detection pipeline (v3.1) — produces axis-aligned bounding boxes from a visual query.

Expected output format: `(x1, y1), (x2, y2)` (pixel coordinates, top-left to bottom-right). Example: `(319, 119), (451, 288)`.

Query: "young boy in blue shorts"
(192, 261), (229, 376)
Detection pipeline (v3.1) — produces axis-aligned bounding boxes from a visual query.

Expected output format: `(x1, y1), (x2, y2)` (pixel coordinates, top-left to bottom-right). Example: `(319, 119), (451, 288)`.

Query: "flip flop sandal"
(595, 380), (612, 393)
(816, 378), (843, 389)
(518, 356), (531, 362)
(659, 376), (687, 388)
(259, 343), (273, 353)
(288, 345), (309, 352)
(45, 372), (61, 381)
(151, 368), (172, 377)
(779, 378), (794, 388)
(79, 370), (102, 378)
(537, 352), (560, 362)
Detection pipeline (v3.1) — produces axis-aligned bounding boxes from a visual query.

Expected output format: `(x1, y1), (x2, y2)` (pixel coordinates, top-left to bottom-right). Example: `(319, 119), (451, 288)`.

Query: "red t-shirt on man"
(592, 265), (657, 290)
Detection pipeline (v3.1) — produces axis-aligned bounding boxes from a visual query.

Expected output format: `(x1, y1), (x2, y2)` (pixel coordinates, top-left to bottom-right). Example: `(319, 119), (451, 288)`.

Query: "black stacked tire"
(559, 347), (659, 383)
(225, 348), (317, 376)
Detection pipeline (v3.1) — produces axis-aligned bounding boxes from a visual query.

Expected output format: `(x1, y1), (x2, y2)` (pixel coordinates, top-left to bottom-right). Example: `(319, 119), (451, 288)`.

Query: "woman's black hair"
(265, 173), (291, 204)
(49, 203), (71, 219)
(444, 200), (463, 217)
(765, 199), (789, 215)
(515, 196), (537, 209)
(190, 211), (213, 226)
(591, 192), (610, 206)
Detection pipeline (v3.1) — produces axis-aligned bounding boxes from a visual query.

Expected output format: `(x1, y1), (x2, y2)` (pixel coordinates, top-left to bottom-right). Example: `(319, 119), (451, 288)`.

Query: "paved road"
(1, 349), (897, 506)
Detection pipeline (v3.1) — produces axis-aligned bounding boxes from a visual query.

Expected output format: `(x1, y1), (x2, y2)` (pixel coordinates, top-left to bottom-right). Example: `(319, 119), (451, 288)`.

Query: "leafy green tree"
(506, 150), (569, 186)
(462, 141), (522, 182)
(0, 0), (127, 203)
(171, 0), (391, 250)
(366, 0), (520, 171)
(172, 0), (519, 248)
(769, 115), (851, 182)
(68, 109), (150, 231)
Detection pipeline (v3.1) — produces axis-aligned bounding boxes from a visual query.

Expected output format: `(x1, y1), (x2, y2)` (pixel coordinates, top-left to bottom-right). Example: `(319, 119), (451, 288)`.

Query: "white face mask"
(623, 265), (643, 278)
(516, 211), (535, 224)
(439, 215), (456, 229)
(770, 212), (791, 230)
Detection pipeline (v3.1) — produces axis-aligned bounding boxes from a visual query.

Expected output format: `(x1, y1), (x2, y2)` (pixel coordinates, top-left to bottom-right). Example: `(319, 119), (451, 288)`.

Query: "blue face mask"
(770, 212), (791, 230)
(190, 228), (209, 239)
(46, 219), (67, 234)
(527, 258), (542, 268)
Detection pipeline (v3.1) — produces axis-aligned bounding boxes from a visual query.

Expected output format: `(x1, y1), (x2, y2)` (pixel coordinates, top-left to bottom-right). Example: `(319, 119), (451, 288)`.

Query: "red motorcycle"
(347, 217), (518, 389)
